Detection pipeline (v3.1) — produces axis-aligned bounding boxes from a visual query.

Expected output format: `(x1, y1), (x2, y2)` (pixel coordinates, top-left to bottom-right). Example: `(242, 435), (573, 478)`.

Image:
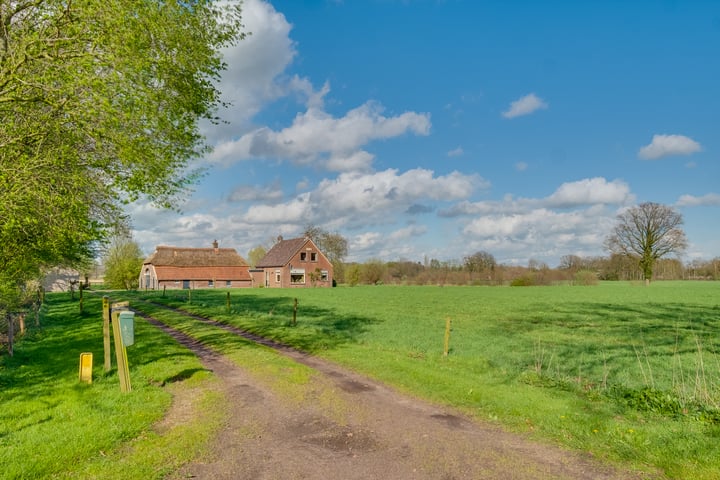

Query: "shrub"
(510, 276), (534, 287)
(574, 270), (599, 286)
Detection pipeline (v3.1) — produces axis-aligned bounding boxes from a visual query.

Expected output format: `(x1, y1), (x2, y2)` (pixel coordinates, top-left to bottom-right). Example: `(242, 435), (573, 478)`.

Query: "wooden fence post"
(292, 298), (298, 326)
(226, 291), (231, 313)
(443, 317), (452, 357)
(103, 296), (112, 372)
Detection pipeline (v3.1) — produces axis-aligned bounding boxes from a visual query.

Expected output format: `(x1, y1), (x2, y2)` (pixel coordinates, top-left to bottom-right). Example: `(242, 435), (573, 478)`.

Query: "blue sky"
(130, 0), (719, 266)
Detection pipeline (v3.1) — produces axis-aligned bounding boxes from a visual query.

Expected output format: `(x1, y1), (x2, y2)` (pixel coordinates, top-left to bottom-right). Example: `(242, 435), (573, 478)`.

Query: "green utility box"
(118, 311), (135, 347)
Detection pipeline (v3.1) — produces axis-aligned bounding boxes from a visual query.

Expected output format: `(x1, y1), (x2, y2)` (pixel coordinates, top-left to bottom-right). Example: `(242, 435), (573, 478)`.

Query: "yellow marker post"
(79, 352), (93, 383)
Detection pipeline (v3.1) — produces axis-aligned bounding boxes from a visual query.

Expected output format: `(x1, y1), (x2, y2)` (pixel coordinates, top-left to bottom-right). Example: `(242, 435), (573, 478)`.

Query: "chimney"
(213, 239), (219, 254)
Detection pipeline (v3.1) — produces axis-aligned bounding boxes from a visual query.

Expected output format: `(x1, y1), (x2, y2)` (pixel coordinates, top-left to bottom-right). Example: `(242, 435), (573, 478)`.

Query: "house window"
(208, 280), (214, 287)
(226, 280), (232, 287)
(300, 252), (307, 261)
(275, 270), (281, 283)
(321, 270), (329, 282)
(290, 268), (305, 284)
(311, 252), (317, 262)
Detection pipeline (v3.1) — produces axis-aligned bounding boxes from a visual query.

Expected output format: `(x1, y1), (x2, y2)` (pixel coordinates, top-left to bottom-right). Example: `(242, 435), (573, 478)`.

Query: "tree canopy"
(605, 202), (687, 282)
(103, 236), (145, 290)
(0, 1), (246, 308)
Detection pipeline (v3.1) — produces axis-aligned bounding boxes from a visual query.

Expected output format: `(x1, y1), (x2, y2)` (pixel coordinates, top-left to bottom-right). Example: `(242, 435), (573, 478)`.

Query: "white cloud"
(545, 178), (634, 208)
(676, 193), (720, 207)
(209, 102), (431, 171)
(389, 225), (428, 241)
(242, 168), (484, 228)
(447, 146), (464, 157)
(462, 207), (614, 262)
(205, 0), (297, 142)
(502, 93), (548, 119)
(439, 177), (632, 217)
(515, 162), (528, 172)
(638, 134), (702, 160)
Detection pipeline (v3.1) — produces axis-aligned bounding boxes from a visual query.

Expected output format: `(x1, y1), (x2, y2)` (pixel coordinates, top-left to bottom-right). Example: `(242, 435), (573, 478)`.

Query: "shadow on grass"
(135, 290), (382, 355)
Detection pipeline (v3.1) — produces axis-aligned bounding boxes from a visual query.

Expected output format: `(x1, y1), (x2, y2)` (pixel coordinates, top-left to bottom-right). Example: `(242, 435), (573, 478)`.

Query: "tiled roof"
(144, 246), (248, 267)
(255, 237), (309, 268)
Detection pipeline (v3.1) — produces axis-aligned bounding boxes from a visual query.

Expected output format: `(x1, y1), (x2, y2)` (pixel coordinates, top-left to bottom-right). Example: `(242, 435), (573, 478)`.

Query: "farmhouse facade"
(251, 236), (333, 288)
(139, 241), (251, 290)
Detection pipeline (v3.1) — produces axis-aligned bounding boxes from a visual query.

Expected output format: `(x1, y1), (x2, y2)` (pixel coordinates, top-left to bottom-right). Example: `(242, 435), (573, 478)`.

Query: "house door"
(182, 280), (190, 289)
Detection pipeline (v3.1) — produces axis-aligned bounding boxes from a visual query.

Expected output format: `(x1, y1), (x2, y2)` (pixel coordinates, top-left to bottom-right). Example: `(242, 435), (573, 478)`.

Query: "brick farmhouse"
(251, 236), (333, 288)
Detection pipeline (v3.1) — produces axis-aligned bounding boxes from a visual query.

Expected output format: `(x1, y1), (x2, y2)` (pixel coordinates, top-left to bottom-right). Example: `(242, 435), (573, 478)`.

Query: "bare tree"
(463, 251), (496, 280)
(605, 202), (687, 284)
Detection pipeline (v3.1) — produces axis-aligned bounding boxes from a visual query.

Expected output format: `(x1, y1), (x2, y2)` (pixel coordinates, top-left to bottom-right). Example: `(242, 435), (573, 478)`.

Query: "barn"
(140, 241), (252, 290)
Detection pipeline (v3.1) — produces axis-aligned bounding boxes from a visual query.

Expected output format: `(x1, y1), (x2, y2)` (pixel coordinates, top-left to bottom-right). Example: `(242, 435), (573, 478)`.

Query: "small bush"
(574, 270), (599, 286)
(510, 276), (534, 287)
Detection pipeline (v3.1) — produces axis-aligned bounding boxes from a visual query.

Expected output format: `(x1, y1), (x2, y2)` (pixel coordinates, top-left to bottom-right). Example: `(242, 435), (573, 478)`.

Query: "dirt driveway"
(139, 310), (658, 480)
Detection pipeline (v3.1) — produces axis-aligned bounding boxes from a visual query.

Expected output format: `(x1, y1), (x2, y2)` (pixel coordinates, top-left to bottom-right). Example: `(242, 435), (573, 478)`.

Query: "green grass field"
(140, 281), (720, 479)
(2, 281), (719, 478)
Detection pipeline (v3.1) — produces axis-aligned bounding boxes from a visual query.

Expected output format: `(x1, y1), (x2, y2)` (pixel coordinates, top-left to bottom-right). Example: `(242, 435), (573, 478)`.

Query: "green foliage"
(247, 245), (267, 267)
(0, 0), (246, 308)
(510, 276), (535, 286)
(103, 237), (144, 290)
(574, 270), (599, 286)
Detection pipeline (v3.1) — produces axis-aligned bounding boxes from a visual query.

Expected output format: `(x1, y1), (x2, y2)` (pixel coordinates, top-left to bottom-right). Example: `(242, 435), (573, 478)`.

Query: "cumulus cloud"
(242, 168), (484, 227)
(209, 102), (431, 171)
(439, 177), (633, 217)
(462, 207), (614, 262)
(205, 0), (297, 142)
(638, 134), (702, 160)
(502, 93), (548, 119)
(676, 193), (720, 207)
(545, 178), (634, 208)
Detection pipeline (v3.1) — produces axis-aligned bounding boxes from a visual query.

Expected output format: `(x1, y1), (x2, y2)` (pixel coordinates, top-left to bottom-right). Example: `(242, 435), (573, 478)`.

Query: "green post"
(111, 310), (132, 392)
(226, 291), (231, 313)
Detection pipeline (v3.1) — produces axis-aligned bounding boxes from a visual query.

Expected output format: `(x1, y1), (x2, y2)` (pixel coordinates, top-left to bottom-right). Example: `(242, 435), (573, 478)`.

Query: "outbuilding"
(140, 241), (251, 290)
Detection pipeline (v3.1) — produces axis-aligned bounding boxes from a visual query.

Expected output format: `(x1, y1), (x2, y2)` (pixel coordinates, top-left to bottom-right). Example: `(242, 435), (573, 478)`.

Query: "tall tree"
(0, 1), (246, 310)
(463, 251), (496, 280)
(247, 245), (267, 268)
(103, 237), (144, 290)
(303, 224), (348, 281)
(605, 202), (687, 283)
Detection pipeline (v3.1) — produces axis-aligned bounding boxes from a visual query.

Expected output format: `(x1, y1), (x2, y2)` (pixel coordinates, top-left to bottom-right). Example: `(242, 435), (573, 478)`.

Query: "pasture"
(143, 281), (720, 478)
(1, 281), (719, 478)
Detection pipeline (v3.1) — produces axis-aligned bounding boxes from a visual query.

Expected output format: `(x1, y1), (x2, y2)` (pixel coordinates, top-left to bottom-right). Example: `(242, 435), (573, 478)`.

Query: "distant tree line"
(336, 253), (720, 287)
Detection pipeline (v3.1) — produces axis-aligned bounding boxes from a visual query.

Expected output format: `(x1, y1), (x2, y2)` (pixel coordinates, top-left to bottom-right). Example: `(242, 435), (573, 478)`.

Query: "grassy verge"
(0, 293), (223, 479)
(133, 281), (720, 479)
